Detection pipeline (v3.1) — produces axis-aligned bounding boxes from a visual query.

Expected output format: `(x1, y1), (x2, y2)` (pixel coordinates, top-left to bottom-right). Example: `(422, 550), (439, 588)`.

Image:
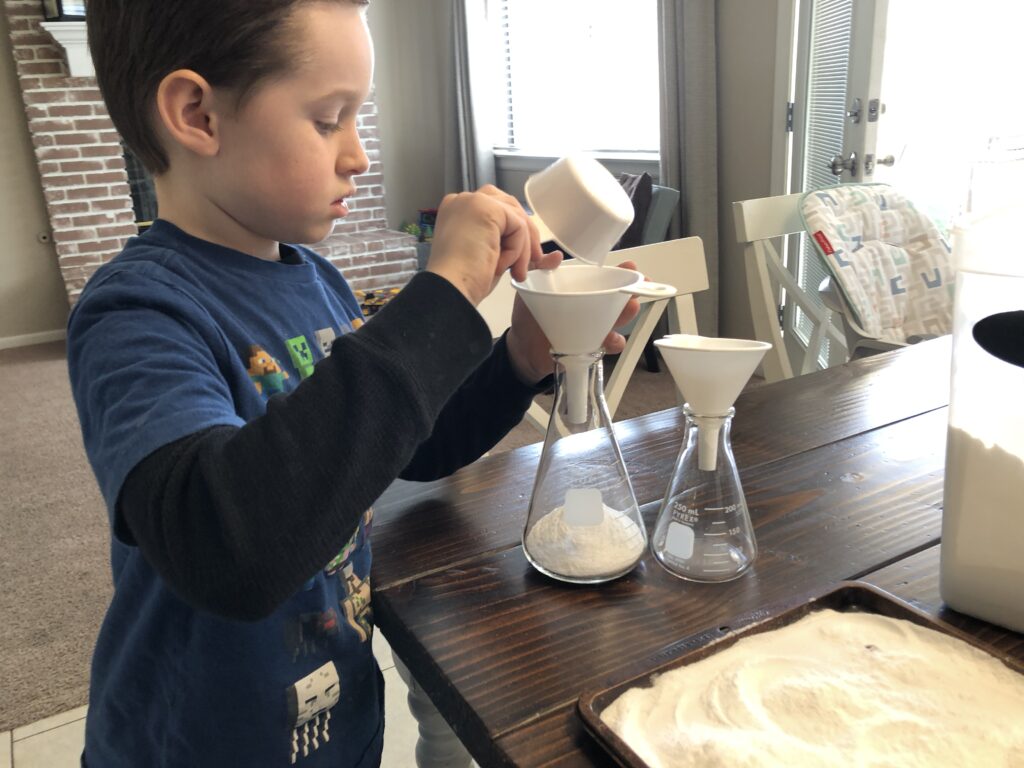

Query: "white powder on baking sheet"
(601, 609), (1024, 768)
(525, 504), (644, 578)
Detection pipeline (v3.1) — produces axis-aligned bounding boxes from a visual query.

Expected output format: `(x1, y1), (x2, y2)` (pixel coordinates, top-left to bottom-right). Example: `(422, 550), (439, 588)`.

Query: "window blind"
(496, 0), (659, 155)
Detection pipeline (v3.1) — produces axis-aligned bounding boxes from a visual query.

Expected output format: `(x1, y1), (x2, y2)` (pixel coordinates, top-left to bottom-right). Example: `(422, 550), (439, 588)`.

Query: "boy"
(71, 1), (637, 766)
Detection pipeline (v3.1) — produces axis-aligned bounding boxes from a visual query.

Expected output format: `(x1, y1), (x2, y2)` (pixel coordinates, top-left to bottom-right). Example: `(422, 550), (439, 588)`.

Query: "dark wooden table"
(371, 337), (1024, 767)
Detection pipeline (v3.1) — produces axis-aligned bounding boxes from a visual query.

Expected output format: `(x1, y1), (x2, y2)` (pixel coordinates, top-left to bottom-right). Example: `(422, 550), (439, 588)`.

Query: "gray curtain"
(444, 0), (496, 192)
(659, 0), (719, 335)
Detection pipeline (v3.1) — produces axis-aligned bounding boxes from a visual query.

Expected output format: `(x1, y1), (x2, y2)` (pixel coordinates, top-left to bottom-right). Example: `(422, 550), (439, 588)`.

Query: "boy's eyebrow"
(310, 87), (366, 104)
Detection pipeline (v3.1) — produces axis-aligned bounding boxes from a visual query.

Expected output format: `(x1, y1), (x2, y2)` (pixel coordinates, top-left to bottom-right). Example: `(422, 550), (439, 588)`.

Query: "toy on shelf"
(417, 208), (436, 241)
(399, 207), (439, 244)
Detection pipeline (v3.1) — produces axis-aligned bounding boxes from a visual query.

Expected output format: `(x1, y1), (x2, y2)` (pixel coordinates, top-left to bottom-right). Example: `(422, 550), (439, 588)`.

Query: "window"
(496, 0), (660, 156)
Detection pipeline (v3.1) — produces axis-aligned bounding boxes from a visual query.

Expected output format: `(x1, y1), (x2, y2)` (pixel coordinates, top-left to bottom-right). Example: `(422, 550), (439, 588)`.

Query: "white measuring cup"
(524, 155), (635, 267)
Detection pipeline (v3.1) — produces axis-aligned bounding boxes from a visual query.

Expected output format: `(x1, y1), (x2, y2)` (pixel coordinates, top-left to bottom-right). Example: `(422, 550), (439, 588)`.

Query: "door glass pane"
(800, 0), (852, 193)
(874, 1), (1024, 229)
(793, 0), (852, 364)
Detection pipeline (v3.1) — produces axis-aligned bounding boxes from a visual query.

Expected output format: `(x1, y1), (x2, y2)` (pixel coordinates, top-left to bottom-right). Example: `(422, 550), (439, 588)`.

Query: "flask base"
(653, 552), (754, 583)
(523, 547), (641, 585)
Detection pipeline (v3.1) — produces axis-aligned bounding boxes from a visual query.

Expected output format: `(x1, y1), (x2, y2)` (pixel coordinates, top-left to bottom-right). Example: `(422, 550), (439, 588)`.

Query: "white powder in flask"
(525, 501), (644, 579)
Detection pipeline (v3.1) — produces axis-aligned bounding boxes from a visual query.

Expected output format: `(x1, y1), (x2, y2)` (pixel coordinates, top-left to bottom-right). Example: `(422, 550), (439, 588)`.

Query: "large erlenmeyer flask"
(522, 352), (646, 584)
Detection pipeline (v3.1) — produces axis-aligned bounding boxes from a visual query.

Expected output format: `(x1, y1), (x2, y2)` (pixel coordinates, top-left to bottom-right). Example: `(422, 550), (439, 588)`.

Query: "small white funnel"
(654, 335), (772, 470)
(514, 264), (675, 423)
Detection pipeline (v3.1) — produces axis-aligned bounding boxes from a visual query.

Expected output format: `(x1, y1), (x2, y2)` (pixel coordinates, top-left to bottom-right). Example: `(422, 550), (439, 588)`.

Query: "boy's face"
(208, 3), (373, 251)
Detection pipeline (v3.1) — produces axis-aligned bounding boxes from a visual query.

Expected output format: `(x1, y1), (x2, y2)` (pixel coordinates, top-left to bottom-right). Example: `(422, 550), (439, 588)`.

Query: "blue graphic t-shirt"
(68, 221), (383, 767)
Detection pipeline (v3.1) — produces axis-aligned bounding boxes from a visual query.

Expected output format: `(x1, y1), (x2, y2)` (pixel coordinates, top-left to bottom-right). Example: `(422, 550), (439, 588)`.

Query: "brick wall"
(3, 0), (417, 305)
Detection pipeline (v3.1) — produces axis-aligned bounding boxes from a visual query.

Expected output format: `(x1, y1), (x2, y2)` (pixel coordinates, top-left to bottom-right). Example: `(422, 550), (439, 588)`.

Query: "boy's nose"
(338, 132), (370, 178)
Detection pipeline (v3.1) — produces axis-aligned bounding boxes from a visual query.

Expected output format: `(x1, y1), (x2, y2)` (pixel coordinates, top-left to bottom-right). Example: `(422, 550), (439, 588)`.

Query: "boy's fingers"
(532, 250), (563, 271)
(493, 197), (534, 282)
(615, 296), (641, 327)
(602, 331), (628, 355)
(480, 186), (544, 274)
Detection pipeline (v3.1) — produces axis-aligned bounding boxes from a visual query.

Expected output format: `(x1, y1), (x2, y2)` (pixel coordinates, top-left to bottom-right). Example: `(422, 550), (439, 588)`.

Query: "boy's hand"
(426, 186), (543, 306)
(506, 260), (643, 385)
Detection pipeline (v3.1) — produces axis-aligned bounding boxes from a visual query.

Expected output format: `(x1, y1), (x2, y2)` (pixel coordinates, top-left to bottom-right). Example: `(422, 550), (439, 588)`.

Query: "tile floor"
(0, 631), (456, 768)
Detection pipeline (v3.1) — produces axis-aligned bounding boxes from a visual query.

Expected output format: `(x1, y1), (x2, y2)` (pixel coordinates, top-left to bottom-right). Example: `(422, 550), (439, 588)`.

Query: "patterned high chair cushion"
(800, 184), (954, 344)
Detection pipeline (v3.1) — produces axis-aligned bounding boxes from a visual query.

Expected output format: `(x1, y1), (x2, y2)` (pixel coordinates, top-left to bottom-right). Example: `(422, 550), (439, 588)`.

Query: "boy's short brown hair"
(87, 0), (369, 175)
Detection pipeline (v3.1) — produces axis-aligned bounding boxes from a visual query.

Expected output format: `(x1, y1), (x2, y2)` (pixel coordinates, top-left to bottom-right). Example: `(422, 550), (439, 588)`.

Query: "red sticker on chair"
(812, 231), (834, 255)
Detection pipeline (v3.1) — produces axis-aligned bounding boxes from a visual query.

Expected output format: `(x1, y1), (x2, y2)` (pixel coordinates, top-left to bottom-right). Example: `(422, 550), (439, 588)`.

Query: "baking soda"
(602, 609), (1024, 768)
(524, 503), (644, 578)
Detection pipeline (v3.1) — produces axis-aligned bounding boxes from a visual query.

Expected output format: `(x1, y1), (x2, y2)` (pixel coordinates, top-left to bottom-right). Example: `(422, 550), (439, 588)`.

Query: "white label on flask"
(563, 488), (604, 527)
(665, 521), (695, 559)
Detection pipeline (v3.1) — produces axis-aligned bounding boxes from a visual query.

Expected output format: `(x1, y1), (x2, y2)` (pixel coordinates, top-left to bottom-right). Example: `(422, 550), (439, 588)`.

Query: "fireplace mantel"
(39, 21), (92, 77)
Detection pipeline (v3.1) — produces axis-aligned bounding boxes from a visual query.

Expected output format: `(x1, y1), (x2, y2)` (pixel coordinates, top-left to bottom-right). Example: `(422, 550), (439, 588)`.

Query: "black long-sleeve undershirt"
(117, 272), (547, 621)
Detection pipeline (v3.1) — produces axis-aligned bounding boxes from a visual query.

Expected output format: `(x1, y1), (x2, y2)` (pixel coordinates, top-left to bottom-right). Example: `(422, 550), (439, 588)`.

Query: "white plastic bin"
(941, 205), (1024, 632)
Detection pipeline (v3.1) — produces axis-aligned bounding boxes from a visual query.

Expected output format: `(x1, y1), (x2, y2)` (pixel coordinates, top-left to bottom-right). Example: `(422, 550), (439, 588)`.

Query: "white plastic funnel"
(514, 264), (675, 423)
(654, 334), (771, 470)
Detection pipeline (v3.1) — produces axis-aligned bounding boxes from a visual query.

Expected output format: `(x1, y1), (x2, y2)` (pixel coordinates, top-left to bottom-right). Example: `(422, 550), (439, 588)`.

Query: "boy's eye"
(316, 120), (344, 135)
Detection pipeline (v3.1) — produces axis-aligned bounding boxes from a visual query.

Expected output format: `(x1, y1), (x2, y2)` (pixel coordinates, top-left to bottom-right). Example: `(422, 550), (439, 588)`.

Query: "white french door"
(783, 0), (889, 370)
(775, 0), (1023, 374)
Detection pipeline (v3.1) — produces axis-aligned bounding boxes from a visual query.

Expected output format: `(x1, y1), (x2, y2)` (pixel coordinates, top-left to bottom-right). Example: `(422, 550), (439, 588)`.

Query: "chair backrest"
(641, 185), (681, 245)
(799, 185), (954, 345)
(476, 236), (709, 434)
(732, 193), (848, 381)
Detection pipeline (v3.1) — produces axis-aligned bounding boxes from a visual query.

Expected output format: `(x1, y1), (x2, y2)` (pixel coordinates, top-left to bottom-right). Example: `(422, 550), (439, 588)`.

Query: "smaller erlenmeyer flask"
(522, 352), (646, 584)
(651, 405), (756, 582)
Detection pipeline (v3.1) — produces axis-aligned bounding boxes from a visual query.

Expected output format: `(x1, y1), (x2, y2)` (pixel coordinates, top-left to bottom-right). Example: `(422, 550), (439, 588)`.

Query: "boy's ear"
(155, 69), (222, 159)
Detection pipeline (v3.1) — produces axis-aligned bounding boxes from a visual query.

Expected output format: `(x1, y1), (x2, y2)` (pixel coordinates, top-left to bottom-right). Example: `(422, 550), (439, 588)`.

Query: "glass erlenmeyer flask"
(522, 352), (646, 584)
(651, 405), (756, 582)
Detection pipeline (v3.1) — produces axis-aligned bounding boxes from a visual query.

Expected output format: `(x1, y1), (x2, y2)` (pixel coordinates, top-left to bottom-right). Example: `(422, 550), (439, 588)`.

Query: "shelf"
(39, 21), (92, 78)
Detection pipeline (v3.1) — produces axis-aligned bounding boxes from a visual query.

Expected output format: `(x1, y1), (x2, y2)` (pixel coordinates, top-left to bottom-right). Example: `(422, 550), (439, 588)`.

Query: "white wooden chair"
(477, 236), (710, 434)
(732, 193), (848, 382)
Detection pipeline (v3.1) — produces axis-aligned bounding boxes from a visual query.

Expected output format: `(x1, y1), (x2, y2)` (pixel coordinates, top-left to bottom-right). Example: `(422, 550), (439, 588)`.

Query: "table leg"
(394, 657), (474, 768)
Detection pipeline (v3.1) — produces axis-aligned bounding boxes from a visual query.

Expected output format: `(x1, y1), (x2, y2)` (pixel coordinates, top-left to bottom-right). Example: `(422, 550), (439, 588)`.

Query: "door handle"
(864, 153), (895, 175)
(829, 151), (858, 177)
(846, 98), (862, 124)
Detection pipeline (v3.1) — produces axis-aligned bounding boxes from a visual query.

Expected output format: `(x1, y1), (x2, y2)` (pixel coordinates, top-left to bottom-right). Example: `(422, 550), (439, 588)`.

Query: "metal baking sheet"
(577, 581), (1024, 768)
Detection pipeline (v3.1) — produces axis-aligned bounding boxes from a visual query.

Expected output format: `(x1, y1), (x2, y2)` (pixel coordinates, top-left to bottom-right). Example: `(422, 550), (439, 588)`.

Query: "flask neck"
(553, 352), (605, 426)
(552, 351), (605, 367)
(683, 404), (735, 472)
(682, 404), (736, 423)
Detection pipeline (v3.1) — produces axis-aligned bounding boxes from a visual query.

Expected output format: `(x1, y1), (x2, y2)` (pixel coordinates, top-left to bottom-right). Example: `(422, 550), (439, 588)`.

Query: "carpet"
(0, 341), (111, 731)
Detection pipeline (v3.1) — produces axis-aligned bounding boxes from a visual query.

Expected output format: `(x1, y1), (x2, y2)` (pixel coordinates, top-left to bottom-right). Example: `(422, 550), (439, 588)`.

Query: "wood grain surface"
(372, 338), (951, 590)
(368, 338), (986, 768)
(863, 545), (1024, 661)
(374, 410), (948, 764)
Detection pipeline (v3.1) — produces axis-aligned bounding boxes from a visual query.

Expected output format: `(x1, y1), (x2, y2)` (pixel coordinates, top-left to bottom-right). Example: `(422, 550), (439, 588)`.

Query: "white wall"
(716, 0), (786, 339)
(367, 1), (450, 230)
(0, 11), (69, 345)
